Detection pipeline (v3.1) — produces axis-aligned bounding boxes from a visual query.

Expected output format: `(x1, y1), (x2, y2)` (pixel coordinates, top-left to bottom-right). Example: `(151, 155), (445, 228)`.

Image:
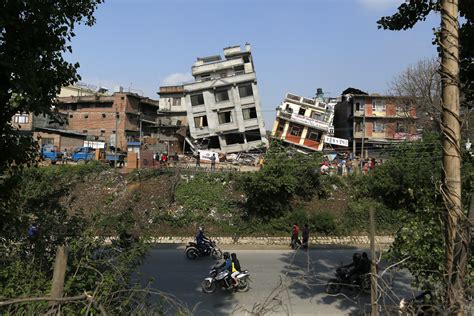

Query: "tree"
(238, 141), (322, 218)
(388, 57), (442, 130)
(378, 0), (472, 311)
(0, 0), (104, 174)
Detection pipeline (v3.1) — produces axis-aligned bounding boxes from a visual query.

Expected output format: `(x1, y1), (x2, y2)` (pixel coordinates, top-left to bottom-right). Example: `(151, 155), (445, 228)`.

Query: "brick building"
(334, 87), (419, 157)
(55, 92), (160, 151)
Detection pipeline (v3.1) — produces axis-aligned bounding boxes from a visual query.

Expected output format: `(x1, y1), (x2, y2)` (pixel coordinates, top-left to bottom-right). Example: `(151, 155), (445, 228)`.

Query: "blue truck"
(40, 144), (63, 164)
(71, 147), (125, 166)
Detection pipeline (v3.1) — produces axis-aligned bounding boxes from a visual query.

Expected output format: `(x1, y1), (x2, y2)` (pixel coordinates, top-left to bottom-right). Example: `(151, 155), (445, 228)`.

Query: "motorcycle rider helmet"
(223, 252), (230, 259)
(353, 253), (361, 262)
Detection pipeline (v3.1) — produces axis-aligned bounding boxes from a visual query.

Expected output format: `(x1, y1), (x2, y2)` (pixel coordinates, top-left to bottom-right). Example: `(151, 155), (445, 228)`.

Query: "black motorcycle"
(185, 240), (222, 260)
(326, 266), (370, 295)
(201, 264), (250, 294)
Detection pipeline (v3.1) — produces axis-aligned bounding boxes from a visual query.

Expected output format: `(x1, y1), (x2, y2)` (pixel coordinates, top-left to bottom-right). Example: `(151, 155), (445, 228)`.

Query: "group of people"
(344, 252), (372, 286)
(291, 223), (309, 250)
(196, 227), (242, 290)
(194, 152), (217, 171)
(154, 152), (179, 166)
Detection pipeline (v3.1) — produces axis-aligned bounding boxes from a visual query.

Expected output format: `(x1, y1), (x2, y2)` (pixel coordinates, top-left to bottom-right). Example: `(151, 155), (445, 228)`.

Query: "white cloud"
(359, 0), (402, 11)
(161, 72), (193, 86)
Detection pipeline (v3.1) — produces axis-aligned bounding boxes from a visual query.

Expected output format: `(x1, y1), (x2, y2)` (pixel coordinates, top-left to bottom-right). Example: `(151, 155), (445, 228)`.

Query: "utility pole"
(369, 207), (377, 316)
(114, 112), (118, 168)
(439, 0), (466, 311)
(360, 105), (366, 170)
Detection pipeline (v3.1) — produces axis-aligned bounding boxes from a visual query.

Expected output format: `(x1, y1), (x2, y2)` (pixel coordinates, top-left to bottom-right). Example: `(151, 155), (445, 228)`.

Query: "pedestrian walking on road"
(291, 223), (301, 249)
(302, 224), (309, 250)
(62, 148), (68, 164)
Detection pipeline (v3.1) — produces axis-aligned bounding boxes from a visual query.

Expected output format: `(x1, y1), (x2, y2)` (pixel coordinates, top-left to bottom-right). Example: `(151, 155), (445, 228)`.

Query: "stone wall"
(148, 236), (394, 245)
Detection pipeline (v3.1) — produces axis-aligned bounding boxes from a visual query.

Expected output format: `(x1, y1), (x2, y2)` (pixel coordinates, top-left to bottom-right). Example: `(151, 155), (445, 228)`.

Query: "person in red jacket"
(291, 223), (301, 249)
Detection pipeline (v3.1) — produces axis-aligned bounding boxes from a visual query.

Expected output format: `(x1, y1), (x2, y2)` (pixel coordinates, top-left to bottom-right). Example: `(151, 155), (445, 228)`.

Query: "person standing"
(291, 223), (301, 249)
(62, 148), (68, 164)
(302, 224), (309, 250)
(210, 153), (216, 171)
(195, 151), (201, 169)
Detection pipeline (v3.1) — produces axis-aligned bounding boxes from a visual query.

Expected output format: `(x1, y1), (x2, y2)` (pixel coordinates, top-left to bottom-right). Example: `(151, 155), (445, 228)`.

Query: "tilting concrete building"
(183, 44), (268, 153)
(271, 90), (335, 151)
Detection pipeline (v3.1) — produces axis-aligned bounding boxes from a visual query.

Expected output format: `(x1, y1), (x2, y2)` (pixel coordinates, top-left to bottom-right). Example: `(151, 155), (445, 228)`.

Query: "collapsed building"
(183, 44), (268, 153)
(271, 89), (336, 151)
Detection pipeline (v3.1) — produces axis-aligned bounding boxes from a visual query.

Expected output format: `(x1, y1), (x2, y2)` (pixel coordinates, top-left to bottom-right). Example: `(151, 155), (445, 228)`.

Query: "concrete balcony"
(192, 58), (244, 76)
(276, 110), (328, 132)
(184, 72), (256, 92)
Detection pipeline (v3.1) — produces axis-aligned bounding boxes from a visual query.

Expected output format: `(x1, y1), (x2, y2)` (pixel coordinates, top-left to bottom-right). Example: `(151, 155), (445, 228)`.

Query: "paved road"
(136, 245), (413, 315)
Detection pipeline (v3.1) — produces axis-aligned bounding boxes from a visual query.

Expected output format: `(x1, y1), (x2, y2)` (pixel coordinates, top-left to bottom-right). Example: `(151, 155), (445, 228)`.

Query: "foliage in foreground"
(0, 164), (179, 314)
(349, 134), (473, 304)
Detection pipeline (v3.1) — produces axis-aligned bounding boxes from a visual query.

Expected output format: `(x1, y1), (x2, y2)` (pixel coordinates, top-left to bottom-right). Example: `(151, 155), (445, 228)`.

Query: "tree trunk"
(440, 0), (465, 312)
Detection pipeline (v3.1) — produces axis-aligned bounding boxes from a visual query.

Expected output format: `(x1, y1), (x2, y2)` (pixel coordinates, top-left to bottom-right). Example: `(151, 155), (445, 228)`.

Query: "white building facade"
(183, 44), (268, 153)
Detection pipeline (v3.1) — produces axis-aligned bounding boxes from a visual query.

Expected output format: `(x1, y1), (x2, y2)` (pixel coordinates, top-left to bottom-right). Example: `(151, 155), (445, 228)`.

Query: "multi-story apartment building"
(152, 85), (188, 153)
(183, 44), (268, 153)
(55, 91), (160, 151)
(334, 87), (419, 156)
(271, 92), (333, 151)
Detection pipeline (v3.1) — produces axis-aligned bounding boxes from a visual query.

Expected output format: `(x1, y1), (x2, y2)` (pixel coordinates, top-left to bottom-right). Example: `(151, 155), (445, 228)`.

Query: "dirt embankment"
(57, 170), (350, 236)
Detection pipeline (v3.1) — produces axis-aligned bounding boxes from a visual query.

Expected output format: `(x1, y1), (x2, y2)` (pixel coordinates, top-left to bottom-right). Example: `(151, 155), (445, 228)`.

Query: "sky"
(69, 0), (439, 128)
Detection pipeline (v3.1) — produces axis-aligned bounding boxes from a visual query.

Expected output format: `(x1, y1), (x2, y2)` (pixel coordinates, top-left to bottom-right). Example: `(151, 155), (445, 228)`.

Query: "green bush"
(310, 211), (337, 235)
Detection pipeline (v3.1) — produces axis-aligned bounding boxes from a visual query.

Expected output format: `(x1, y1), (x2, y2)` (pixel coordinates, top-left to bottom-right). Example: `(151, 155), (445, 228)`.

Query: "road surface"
(136, 245), (413, 315)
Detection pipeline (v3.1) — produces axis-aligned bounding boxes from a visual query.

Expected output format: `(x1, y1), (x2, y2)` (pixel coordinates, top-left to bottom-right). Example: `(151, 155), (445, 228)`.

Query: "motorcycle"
(326, 265), (370, 295)
(201, 264), (251, 294)
(185, 240), (222, 260)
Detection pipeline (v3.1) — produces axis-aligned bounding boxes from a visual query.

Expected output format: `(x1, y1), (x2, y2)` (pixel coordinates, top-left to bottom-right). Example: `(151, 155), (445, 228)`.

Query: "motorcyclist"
(196, 226), (211, 254)
(216, 252), (233, 287)
(360, 252), (372, 274)
(344, 252), (364, 285)
(230, 253), (242, 290)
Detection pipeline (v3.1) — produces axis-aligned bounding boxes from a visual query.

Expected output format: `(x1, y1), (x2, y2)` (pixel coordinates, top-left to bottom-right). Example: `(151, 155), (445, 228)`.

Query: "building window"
(225, 133), (245, 145)
(243, 55), (250, 63)
(41, 138), (54, 145)
(285, 104), (293, 113)
(191, 93), (204, 106)
(219, 72), (227, 78)
(373, 121), (385, 133)
(355, 122), (363, 132)
(172, 98), (181, 106)
(307, 131), (321, 142)
(238, 84), (253, 98)
(100, 129), (106, 135)
(298, 107), (306, 116)
(242, 107), (257, 120)
(194, 115), (208, 128)
(372, 99), (386, 112)
(311, 111), (324, 121)
(234, 65), (245, 75)
(396, 123), (407, 132)
(83, 113), (89, 119)
(290, 126), (302, 136)
(214, 89), (229, 102)
(356, 102), (365, 111)
(245, 129), (262, 142)
(13, 114), (29, 124)
(102, 113), (106, 118)
(200, 73), (211, 81)
(218, 111), (233, 124)
(69, 114), (74, 118)
(83, 130), (88, 134)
